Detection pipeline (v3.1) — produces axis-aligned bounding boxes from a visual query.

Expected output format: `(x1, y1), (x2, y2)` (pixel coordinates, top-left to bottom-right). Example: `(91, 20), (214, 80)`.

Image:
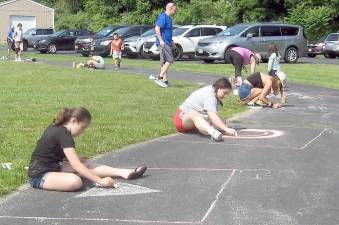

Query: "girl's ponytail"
(53, 107), (91, 126)
(53, 108), (72, 126)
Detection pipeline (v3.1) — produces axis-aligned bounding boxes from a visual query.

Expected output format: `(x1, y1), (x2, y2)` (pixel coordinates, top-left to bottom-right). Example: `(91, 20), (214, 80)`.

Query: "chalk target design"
(223, 129), (284, 139)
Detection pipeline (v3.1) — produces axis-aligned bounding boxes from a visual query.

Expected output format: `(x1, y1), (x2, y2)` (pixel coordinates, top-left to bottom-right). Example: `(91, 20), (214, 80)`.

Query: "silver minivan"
(195, 23), (307, 63)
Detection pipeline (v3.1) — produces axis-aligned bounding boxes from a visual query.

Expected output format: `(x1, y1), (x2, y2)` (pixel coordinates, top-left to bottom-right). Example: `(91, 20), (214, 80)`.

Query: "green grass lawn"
(4, 49), (339, 90)
(0, 61), (245, 196)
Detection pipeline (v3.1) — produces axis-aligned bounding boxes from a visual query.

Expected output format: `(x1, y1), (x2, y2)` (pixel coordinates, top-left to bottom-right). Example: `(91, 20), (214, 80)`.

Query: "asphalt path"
(1, 56), (339, 225)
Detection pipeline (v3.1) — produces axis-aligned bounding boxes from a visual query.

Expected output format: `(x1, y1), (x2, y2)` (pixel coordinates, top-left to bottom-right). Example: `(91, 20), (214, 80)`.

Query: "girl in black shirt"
(238, 72), (286, 108)
(28, 107), (147, 191)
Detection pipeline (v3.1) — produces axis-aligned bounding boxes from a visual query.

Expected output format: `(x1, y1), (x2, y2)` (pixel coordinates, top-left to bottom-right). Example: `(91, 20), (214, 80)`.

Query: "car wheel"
(307, 53), (316, 58)
(81, 53), (89, 57)
(328, 53), (336, 59)
(23, 41), (28, 51)
(47, 44), (57, 54)
(126, 52), (138, 58)
(173, 44), (183, 60)
(203, 59), (215, 63)
(284, 47), (298, 63)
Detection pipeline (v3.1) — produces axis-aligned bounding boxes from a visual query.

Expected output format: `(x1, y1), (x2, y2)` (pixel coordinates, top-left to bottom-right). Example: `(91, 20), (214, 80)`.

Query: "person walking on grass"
(28, 107), (147, 191)
(173, 78), (238, 142)
(110, 33), (124, 69)
(7, 27), (14, 58)
(13, 23), (24, 62)
(225, 46), (261, 87)
(154, 2), (177, 88)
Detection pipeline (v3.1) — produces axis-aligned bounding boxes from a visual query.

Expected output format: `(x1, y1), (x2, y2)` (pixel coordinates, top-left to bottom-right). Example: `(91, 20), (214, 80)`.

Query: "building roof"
(0, 0), (54, 11)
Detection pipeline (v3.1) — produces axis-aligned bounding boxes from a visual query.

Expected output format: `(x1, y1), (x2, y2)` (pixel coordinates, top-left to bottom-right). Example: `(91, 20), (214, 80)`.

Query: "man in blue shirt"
(154, 2), (177, 88)
(7, 27), (14, 58)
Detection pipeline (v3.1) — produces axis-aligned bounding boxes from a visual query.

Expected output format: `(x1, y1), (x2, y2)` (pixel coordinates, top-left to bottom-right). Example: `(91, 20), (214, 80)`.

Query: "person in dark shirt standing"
(154, 2), (177, 88)
(28, 107), (147, 191)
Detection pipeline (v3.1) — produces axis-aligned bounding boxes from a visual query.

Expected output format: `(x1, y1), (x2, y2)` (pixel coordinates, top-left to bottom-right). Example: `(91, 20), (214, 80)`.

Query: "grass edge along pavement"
(5, 50), (339, 90)
(0, 61), (245, 197)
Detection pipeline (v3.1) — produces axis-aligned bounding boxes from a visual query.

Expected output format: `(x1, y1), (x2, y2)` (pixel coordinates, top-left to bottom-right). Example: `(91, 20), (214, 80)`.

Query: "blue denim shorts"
(239, 83), (252, 101)
(29, 173), (49, 189)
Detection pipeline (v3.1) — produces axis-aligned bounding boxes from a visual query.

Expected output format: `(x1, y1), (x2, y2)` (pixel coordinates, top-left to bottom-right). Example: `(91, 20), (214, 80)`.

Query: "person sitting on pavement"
(225, 46), (261, 86)
(76, 55), (105, 69)
(173, 78), (238, 142)
(238, 71), (287, 108)
(28, 107), (147, 192)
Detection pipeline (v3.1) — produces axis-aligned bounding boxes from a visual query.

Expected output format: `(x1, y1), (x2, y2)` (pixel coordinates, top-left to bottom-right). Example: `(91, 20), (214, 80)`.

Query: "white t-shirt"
(180, 85), (219, 118)
(14, 28), (23, 42)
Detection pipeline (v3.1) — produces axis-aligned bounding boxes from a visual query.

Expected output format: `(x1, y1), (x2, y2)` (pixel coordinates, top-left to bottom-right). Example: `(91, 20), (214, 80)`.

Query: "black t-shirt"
(247, 72), (264, 89)
(28, 125), (75, 178)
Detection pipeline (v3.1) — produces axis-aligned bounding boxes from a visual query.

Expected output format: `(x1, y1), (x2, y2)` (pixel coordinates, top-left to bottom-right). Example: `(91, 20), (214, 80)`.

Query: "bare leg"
(159, 62), (171, 81)
(61, 161), (135, 180)
(246, 88), (262, 104)
(182, 111), (212, 135)
(42, 172), (83, 191)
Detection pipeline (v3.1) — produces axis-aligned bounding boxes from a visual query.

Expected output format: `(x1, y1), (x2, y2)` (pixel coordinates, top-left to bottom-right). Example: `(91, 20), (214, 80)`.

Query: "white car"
(143, 25), (226, 60)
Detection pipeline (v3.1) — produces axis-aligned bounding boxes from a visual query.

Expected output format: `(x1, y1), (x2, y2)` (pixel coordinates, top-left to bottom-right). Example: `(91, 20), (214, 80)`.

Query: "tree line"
(2, 0), (338, 41)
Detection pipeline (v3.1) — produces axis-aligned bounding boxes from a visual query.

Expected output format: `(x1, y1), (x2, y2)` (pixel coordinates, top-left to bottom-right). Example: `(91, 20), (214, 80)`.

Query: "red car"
(306, 36), (326, 58)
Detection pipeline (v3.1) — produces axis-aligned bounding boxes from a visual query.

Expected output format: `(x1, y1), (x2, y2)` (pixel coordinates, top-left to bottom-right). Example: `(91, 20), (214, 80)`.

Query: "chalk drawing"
(239, 169), (273, 180)
(223, 129), (284, 139)
(287, 92), (319, 100)
(76, 182), (161, 198)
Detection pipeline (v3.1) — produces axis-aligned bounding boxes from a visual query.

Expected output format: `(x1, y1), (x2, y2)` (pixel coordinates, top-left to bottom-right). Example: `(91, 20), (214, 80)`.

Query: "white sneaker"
(155, 79), (168, 88)
(211, 130), (223, 142)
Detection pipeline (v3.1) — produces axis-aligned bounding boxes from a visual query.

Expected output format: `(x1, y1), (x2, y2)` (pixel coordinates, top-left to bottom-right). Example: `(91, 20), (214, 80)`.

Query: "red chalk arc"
(223, 129), (284, 139)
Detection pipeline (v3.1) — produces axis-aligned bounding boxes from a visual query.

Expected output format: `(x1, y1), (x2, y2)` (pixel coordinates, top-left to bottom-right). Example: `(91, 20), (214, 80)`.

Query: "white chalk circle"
(223, 129), (284, 139)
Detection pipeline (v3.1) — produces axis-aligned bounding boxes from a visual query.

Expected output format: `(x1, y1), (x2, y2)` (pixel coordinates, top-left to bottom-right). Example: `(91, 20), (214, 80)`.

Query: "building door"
(9, 15), (36, 33)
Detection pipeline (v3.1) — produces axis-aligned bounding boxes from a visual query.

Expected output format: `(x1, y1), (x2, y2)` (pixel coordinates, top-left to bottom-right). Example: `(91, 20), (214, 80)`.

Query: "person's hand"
(160, 40), (165, 47)
(98, 177), (116, 188)
(225, 128), (238, 136)
(272, 103), (282, 109)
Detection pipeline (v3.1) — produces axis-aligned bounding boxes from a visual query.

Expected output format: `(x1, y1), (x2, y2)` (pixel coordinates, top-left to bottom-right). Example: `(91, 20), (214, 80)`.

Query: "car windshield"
(109, 26), (131, 37)
(217, 25), (249, 36)
(24, 28), (35, 35)
(326, 34), (339, 42)
(96, 27), (116, 36)
(173, 28), (189, 36)
(141, 29), (155, 37)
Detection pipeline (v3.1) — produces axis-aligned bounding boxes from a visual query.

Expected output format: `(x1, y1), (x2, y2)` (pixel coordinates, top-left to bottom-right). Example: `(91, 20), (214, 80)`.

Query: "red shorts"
(173, 108), (191, 133)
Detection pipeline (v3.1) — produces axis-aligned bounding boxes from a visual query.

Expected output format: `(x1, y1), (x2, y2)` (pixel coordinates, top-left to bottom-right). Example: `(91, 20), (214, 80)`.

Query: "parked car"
(143, 25), (226, 60)
(323, 33), (339, 59)
(90, 25), (154, 57)
(22, 28), (54, 51)
(195, 23), (307, 63)
(34, 30), (92, 54)
(306, 36), (326, 58)
(123, 28), (156, 58)
(75, 25), (126, 57)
